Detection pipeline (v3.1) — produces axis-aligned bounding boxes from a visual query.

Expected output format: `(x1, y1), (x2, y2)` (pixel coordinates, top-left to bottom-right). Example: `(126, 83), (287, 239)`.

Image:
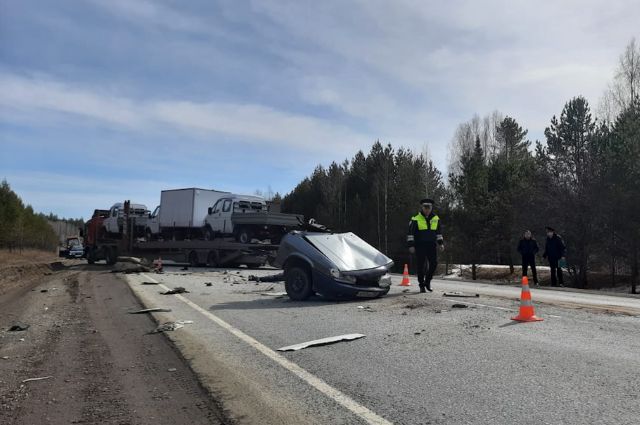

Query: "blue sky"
(1, 0), (638, 219)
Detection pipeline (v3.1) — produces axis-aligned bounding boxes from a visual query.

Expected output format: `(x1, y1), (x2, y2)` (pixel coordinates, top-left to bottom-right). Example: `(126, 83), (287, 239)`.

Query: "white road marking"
(139, 274), (392, 425)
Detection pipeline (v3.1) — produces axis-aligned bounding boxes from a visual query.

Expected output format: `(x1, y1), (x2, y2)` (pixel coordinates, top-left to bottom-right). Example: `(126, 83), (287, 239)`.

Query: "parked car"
(273, 231), (394, 300)
(67, 243), (85, 259)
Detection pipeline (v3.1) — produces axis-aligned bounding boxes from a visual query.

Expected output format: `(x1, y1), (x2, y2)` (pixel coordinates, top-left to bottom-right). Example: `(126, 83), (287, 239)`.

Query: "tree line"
(0, 179), (80, 252)
(283, 38), (640, 293)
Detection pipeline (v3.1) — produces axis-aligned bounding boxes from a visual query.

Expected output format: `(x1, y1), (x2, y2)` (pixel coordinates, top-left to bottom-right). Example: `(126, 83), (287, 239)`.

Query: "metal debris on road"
(167, 368), (177, 372)
(451, 304), (469, 309)
(22, 376), (52, 383)
(141, 281), (159, 285)
(40, 289), (48, 293)
(160, 287), (190, 295)
(148, 320), (194, 334)
(9, 323), (30, 332)
(277, 334), (366, 352)
(128, 308), (173, 314)
(443, 292), (480, 298)
(1, 356), (9, 360)
(204, 282), (213, 286)
(248, 273), (285, 283)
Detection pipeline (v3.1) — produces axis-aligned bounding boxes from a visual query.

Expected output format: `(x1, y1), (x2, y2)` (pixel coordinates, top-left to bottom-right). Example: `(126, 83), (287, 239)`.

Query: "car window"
(212, 200), (222, 213)
(223, 199), (232, 212)
(112, 208), (118, 217)
(151, 206), (159, 217)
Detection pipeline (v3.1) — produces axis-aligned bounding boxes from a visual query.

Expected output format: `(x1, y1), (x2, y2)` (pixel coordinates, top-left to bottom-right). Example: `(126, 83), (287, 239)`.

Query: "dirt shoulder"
(0, 266), (229, 425)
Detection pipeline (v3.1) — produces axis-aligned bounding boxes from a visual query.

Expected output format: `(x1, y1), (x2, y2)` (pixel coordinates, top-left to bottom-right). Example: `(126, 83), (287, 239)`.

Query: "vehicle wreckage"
(273, 225), (394, 300)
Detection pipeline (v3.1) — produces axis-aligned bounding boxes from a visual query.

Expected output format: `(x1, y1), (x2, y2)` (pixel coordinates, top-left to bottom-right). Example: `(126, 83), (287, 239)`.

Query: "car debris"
(1, 356), (9, 360)
(22, 376), (52, 383)
(40, 289), (48, 293)
(111, 265), (151, 274)
(141, 281), (159, 285)
(160, 287), (189, 295)
(167, 368), (177, 372)
(204, 282), (213, 286)
(443, 292), (480, 298)
(9, 323), (30, 332)
(277, 333), (366, 351)
(451, 304), (469, 309)
(128, 308), (172, 314)
(259, 292), (288, 297)
(148, 320), (194, 334)
(248, 273), (285, 283)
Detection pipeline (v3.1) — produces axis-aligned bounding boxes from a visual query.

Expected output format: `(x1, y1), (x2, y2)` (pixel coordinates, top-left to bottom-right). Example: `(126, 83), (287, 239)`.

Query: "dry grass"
(0, 248), (58, 267)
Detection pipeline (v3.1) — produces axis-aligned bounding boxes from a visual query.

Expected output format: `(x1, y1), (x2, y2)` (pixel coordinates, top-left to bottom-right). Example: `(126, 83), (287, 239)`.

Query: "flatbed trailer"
(84, 202), (278, 267)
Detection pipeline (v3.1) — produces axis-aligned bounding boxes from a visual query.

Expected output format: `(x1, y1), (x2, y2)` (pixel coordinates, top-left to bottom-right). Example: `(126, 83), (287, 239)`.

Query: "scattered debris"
(9, 323), (30, 332)
(167, 368), (177, 372)
(19, 338), (25, 342)
(248, 273), (285, 283)
(148, 320), (194, 334)
(451, 304), (469, 309)
(49, 261), (65, 271)
(443, 292), (480, 298)
(40, 289), (49, 293)
(402, 289), (411, 293)
(204, 282), (213, 287)
(22, 376), (52, 383)
(181, 266), (189, 271)
(277, 334), (366, 352)
(160, 287), (189, 295)
(128, 308), (172, 314)
(111, 265), (151, 274)
(141, 281), (159, 285)
(414, 332), (421, 335)
(260, 292), (288, 297)
(1, 356), (9, 360)
(357, 305), (374, 312)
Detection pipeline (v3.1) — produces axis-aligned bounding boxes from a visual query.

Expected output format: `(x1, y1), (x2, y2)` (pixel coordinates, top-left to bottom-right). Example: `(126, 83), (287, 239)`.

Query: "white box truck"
(146, 188), (229, 240)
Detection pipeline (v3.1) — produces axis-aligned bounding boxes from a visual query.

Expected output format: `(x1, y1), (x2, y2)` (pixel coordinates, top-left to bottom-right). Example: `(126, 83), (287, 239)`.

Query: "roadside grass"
(0, 248), (58, 267)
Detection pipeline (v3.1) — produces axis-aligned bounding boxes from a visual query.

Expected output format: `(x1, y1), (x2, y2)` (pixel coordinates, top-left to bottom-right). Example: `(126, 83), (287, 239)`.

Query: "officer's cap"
(420, 198), (435, 207)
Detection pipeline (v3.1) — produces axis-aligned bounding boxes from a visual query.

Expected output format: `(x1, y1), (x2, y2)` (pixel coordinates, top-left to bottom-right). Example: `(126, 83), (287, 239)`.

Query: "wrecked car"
(273, 231), (394, 300)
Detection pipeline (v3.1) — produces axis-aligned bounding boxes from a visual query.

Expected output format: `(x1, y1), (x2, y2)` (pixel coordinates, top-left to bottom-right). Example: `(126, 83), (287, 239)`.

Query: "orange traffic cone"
(512, 276), (543, 322)
(400, 264), (411, 286)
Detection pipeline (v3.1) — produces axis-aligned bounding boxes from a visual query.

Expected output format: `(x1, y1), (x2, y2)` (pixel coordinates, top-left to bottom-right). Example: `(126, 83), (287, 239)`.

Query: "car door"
(209, 199), (225, 233)
(221, 199), (232, 233)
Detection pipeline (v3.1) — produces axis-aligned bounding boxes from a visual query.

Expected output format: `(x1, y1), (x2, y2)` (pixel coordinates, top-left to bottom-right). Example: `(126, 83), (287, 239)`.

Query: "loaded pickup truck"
(203, 195), (303, 243)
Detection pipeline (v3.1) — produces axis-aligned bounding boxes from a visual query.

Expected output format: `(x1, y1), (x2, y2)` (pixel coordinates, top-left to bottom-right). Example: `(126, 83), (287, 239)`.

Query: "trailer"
(84, 201), (278, 267)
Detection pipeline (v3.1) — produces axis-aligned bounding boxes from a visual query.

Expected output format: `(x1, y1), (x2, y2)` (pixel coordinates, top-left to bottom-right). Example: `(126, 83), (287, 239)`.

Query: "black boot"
(419, 286), (426, 293)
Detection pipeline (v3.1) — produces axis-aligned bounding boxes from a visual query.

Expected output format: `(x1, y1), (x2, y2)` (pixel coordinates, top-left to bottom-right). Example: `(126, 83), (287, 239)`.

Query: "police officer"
(407, 198), (444, 293)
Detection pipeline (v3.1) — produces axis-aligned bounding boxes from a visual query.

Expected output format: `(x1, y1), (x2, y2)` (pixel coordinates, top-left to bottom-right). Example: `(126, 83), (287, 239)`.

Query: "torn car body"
(274, 231), (394, 300)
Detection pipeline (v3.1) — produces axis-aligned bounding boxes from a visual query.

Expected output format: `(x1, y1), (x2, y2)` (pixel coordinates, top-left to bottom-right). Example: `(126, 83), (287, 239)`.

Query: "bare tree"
(599, 37), (640, 121)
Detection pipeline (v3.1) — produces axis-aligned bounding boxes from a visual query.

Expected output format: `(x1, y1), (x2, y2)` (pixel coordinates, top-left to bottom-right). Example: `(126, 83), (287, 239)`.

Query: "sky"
(1, 0), (638, 219)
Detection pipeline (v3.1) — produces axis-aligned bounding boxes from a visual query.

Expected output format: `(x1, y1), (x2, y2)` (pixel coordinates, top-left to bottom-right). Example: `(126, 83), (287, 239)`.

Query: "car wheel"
(284, 266), (313, 301)
(236, 227), (252, 244)
(204, 226), (214, 241)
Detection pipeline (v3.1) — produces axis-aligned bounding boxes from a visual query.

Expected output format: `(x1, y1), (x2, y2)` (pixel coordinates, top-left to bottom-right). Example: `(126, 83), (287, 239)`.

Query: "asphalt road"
(123, 266), (640, 425)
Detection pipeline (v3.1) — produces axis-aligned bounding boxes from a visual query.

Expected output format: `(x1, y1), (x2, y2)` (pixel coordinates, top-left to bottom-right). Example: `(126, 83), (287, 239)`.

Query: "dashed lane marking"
(139, 273), (393, 425)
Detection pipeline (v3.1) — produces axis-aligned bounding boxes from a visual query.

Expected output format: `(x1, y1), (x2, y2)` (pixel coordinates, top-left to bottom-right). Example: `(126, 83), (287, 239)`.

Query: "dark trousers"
(521, 254), (538, 284)
(415, 244), (438, 288)
(548, 258), (564, 286)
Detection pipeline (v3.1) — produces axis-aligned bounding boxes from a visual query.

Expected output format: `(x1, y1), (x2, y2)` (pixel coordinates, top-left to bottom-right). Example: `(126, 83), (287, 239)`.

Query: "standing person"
(407, 198), (445, 293)
(517, 230), (539, 286)
(542, 226), (566, 287)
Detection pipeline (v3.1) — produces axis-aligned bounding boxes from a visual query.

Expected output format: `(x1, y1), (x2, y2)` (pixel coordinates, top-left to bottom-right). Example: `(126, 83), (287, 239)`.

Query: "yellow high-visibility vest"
(411, 213), (439, 231)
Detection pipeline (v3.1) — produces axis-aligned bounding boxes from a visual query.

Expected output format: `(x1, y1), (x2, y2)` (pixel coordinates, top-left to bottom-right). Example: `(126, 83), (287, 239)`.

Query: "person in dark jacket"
(517, 230), (539, 286)
(407, 198), (444, 293)
(542, 226), (566, 287)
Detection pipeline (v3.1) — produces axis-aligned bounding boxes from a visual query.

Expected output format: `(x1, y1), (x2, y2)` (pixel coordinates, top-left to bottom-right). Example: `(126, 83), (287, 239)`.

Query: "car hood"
(304, 232), (392, 272)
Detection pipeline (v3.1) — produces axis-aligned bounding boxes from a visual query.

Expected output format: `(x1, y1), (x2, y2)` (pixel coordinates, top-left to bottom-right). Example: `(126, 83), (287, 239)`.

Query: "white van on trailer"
(146, 188), (229, 240)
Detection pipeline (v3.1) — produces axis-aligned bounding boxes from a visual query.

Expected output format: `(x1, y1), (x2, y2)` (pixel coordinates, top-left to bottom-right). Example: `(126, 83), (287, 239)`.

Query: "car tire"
(204, 226), (214, 241)
(284, 266), (313, 301)
(105, 247), (117, 265)
(236, 227), (252, 244)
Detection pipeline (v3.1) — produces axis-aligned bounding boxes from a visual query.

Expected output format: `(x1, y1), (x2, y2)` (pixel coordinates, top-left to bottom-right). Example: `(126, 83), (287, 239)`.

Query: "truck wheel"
(188, 251), (199, 267)
(284, 266), (313, 301)
(87, 248), (96, 265)
(204, 226), (215, 241)
(236, 227), (253, 244)
(105, 247), (117, 265)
